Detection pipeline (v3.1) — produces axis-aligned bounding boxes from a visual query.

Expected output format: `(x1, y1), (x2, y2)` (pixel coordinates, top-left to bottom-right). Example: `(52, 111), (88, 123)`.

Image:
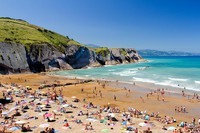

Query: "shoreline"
(47, 73), (200, 122)
(50, 72), (199, 96)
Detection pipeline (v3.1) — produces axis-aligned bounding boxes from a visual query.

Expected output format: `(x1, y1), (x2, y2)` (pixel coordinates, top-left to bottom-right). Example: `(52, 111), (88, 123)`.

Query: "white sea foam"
(104, 65), (113, 67)
(155, 82), (181, 88)
(195, 81), (200, 84)
(132, 77), (156, 83)
(113, 69), (137, 76)
(168, 78), (188, 82)
(108, 69), (115, 72)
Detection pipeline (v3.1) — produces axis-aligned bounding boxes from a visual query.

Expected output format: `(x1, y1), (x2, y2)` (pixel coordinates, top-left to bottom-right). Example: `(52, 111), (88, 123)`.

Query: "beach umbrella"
(44, 113), (52, 118)
(29, 95), (35, 98)
(20, 101), (26, 104)
(6, 97), (11, 100)
(167, 126), (176, 131)
(138, 122), (147, 127)
(86, 118), (98, 122)
(40, 105), (46, 108)
(7, 89), (12, 92)
(49, 100), (55, 104)
(108, 113), (115, 117)
(9, 106), (18, 113)
(15, 120), (27, 124)
(14, 88), (19, 91)
(101, 129), (109, 132)
(122, 121), (127, 126)
(57, 96), (63, 101)
(62, 127), (70, 130)
(9, 127), (20, 131)
(39, 123), (50, 128)
(71, 96), (77, 99)
(2, 112), (9, 115)
(62, 104), (69, 108)
(41, 98), (47, 102)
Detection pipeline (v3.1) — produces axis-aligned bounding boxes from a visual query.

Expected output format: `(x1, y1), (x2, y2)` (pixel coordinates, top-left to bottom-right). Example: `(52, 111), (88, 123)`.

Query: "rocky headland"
(0, 17), (143, 74)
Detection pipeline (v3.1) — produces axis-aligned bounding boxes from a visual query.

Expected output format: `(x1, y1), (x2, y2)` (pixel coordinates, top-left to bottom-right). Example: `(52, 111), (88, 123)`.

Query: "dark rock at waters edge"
(0, 42), (144, 74)
(38, 79), (93, 89)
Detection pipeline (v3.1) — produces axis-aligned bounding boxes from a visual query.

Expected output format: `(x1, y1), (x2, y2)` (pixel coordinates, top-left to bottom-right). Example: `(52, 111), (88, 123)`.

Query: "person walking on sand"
(157, 94), (160, 101)
(114, 95), (116, 101)
(140, 96), (144, 103)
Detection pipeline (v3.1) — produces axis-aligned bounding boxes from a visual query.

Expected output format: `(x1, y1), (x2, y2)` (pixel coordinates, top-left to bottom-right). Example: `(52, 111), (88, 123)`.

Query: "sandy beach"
(0, 73), (200, 133)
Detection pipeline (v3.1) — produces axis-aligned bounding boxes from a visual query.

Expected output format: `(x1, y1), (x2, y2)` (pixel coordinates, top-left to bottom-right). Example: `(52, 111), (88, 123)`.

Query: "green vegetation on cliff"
(93, 47), (109, 57)
(119, 48), (128, 56)
(0, 17), (81, 52)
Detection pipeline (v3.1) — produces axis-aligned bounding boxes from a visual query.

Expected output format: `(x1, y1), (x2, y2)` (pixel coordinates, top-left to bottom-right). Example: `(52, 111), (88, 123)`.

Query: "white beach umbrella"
(71, 96), (77, 99)
(138, 122), (147, 127)
(40, 105), (46, 108)
(62, 104), (69, 108)
(15, 120), (27, 124)
(108, 113), (115, 117)
(7, 89), (12, 92)
(39, 123), (50, 128)
(2, 112), (9, 115)
(167, 126), (176, 131)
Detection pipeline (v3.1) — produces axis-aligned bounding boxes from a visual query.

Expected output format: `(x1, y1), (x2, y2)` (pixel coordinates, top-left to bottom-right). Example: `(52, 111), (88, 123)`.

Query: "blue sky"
(1, 0), (200, 52)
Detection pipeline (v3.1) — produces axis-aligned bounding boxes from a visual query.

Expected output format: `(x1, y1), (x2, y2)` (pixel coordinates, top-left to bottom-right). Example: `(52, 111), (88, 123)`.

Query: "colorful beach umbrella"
(44, 113), (52, 118)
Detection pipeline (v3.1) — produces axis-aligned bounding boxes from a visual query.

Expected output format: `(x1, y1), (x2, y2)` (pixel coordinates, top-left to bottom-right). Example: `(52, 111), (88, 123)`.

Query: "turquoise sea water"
(53, 56), (200, 91)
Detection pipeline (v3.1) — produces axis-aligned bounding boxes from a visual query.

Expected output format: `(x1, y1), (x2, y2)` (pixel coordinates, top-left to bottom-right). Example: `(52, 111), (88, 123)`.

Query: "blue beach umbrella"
(9, 127), (20, 131)
(167, 126), (176, 131)
(122, 121), (127, 125)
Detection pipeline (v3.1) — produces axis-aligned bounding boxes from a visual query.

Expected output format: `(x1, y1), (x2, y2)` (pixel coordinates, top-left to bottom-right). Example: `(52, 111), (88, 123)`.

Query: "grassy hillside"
(0, 17), (81, 52)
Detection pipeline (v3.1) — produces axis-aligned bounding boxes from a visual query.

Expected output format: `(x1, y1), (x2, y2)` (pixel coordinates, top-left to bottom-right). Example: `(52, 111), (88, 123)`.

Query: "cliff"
(0, 17), (143, 74)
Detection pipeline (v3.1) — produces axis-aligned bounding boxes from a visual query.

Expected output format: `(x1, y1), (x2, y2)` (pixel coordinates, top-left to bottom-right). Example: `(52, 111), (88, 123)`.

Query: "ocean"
(52, 56), (200, 92)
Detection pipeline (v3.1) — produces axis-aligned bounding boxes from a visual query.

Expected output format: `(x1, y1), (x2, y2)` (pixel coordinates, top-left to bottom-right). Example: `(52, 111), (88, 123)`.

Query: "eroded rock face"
(65, 45), (98, 69)
(96, 48), (144, 65)
(0, 42), (29, 74)
(0, 42), (143, 74)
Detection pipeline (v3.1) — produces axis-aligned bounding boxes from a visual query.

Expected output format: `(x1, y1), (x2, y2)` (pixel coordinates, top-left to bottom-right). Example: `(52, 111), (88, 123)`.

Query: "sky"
(0, 0), (200, 52)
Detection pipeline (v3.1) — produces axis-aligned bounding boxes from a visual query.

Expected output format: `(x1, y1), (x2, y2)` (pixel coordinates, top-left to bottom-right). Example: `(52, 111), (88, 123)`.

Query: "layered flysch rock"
(0, 42), (144, 74)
